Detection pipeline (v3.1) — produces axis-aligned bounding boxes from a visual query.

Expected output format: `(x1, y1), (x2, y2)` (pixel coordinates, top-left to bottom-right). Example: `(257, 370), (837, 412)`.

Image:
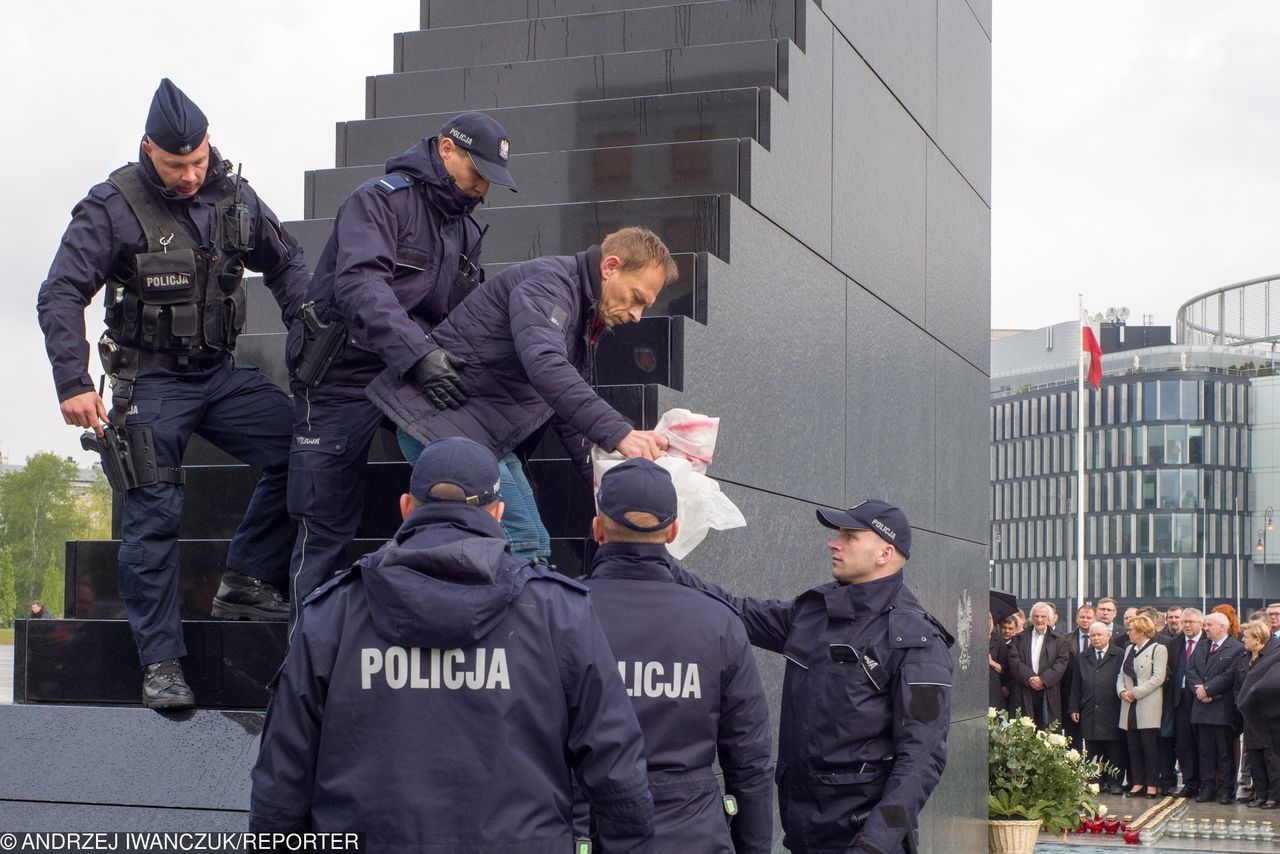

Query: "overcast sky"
(3, 2), (1279, 465)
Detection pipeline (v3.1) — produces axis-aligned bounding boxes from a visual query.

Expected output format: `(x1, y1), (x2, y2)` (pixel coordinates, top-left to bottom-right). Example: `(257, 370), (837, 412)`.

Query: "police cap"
(816, 499), (911, 558)
(146, 78), (208, 156)
(440, 111), (517, 191)
(410, 437), (501, 506)
(597, 458), (677, 532)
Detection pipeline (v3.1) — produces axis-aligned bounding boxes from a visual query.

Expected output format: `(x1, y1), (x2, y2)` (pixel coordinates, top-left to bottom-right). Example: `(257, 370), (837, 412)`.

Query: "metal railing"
(1177, 274), (1280, 346)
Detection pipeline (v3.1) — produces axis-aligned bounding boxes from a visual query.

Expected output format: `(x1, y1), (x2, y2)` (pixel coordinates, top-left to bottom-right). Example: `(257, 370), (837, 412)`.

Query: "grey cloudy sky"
(3, 2), (1278, 464)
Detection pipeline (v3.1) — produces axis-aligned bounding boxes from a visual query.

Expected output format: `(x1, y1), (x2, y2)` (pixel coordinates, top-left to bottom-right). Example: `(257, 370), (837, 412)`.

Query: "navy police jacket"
(249, 503), (655, 852)
(370, 245), (631, 473)
(37, 146), (307, 401)
(290, 138), (483, 390)
(581, 543), (774, 854)
(672, 567), (954, 854)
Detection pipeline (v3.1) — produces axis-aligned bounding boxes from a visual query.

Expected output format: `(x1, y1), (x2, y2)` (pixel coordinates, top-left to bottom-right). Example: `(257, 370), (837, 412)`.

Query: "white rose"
(1048, 734), (1067, 747)
(989, 707), (997, 719)
(1066, 749), (1081, 762)
(1019, 717), (1036, 728)
(1098, 804), (1108, 817)
(1090, 783), (1100, 794)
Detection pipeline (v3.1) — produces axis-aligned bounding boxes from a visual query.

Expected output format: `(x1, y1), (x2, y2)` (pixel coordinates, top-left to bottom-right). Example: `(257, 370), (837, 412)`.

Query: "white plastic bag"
(591, 409), (746, 559)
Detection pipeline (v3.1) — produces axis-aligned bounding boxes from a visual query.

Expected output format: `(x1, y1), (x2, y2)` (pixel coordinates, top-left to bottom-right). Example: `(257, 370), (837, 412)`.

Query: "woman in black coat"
(1236, 621), (1277, 808)
(1069, 622), (1127, 793)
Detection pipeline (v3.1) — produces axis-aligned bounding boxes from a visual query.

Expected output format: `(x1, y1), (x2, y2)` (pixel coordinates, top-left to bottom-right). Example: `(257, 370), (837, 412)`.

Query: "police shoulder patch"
(373, 172), (414, 194)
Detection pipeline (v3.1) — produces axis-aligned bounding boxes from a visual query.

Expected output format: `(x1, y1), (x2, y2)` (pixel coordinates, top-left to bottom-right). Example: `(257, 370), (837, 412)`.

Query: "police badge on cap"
(146, 78), (208, 156)
(440, 111), (518, 191)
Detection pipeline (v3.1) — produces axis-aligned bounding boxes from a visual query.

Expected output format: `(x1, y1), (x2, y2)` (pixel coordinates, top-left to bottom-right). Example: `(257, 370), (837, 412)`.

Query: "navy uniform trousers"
(119, 360), (293, 665)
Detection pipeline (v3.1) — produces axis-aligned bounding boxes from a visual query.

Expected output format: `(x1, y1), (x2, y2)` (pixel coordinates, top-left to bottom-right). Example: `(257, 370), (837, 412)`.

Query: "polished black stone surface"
(308, 139), (747, 219)
(528, 459), (596, 539)
(177, 462), (407, 540)
(65, 538), (388, 619)
(338, 89), (766, 167)
(422, 0), (729, 30)
(290, 195), (730, 269)
(367, 40), (786, 119)
(16, 619), (285, 709)
(400, 0), (799, 71)
(596, 316), (677, 388)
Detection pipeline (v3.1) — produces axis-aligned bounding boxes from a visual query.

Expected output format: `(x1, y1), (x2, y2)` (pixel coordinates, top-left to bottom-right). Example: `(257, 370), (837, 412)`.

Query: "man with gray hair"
(1008, 602), (1071, 729)
(1170, 607), (1206, 797)
(1188, 612), (1245, 803)
(1068, 622), (1126, 794)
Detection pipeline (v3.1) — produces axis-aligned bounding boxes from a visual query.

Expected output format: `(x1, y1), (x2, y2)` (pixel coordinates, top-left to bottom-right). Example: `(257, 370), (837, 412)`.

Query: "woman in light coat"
(1117, 614), (1168, 797)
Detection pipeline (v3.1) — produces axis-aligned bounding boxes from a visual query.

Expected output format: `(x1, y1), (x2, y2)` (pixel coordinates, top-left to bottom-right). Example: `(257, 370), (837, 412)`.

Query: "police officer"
(251, 437), (656, 850)
(36, 79), (308, 709)
(381, 226), (675, 564)
(580, 458), (773, 853)
(286, 112), (517, 618)
(671, 500), (954, 853)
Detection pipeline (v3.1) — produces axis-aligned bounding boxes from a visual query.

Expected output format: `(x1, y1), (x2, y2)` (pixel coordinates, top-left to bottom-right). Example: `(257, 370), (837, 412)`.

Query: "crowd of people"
(990, 597), (1280, 808)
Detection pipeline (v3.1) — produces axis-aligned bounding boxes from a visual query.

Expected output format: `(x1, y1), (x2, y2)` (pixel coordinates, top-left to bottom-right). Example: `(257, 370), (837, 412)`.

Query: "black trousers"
(1246, 747), (1273, 802)
(1085, 737), (1127, 787)
(1158, 733), (1178, 788)
(1174, 695), (1200, 789)
(1126, 728), (1161, 788)
(1195, 724), (1235, 795)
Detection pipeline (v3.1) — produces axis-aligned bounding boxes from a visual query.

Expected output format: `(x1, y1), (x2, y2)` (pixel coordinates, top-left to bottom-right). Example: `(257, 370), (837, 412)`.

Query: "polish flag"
(1081, 309), (1102, 389)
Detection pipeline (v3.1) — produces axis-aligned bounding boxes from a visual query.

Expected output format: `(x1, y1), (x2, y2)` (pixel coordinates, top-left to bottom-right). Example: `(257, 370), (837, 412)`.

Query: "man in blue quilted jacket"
(371, 226), (676, 563)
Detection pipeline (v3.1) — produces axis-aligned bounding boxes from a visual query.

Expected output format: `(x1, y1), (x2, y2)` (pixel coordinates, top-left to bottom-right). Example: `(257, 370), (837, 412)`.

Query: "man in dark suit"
(1170, 608), (1206, 797)
(1069, 622), (1127, 794)
(1061, 604), (1096, 750)
(1097, 597), (1121, 641)
(1188, 612), (1246, 803)
(1267, 603), (1280, 650)
(1008, 602), (1071, 729)
(990, 591), (1019, 713)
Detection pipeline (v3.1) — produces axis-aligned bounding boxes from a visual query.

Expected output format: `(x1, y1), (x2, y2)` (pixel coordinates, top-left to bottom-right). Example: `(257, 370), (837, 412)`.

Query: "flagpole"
(1077, 295), (1086, 610)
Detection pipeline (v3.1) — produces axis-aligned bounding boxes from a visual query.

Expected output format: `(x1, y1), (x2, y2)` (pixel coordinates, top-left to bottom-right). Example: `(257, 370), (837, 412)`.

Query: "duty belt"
(135, 351), (227, 373)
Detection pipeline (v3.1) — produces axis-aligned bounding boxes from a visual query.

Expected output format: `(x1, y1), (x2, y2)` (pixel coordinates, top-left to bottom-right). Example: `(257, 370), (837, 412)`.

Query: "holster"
(294, 302), (347, 387)
(80, 426), (185, 492)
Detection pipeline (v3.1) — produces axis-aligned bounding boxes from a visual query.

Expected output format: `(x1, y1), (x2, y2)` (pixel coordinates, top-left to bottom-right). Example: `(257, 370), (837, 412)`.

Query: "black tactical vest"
(102, 162), (248, 354)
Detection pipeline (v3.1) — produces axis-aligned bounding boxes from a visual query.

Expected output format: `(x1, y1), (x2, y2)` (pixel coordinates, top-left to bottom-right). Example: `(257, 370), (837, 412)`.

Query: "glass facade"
(990, 372), (1251, 605)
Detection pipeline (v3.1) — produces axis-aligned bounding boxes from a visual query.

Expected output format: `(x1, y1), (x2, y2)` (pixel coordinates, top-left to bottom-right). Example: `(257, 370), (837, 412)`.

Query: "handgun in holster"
(294, 301), (346, 387)
(80, 423), (142, 492)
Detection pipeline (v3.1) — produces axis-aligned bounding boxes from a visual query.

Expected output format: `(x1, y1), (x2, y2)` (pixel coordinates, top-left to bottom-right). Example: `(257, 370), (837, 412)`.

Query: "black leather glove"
(410, 348), (469, 410)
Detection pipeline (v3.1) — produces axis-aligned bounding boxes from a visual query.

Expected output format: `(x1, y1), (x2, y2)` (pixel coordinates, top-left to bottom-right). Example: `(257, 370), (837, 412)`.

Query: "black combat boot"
(143, 659), (195, 710)
(212, 571), (289, 621)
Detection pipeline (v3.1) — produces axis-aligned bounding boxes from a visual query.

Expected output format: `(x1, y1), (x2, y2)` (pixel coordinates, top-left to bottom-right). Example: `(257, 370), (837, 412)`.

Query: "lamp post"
(1257, 506), (1275, 609)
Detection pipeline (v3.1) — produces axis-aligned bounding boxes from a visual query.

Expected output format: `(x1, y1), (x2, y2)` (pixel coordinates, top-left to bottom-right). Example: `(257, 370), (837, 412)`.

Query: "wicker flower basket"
(988, 818), (1043, 854)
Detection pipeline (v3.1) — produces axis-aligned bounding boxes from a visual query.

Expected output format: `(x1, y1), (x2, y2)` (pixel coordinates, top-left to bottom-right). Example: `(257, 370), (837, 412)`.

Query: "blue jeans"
(397, 430), (551, 564)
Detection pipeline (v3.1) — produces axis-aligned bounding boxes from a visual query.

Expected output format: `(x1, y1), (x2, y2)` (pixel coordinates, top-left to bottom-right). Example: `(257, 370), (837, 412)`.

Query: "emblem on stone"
(955, 588), (973, 671)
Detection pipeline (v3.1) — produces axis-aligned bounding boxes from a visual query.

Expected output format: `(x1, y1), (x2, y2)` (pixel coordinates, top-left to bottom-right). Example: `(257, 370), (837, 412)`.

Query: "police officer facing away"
(580, 459), (773, 853)
(671, 501), (954, 854)
(36, 79), (308, 709)
(251, 437), (655, 851)
(382, 227), (675, 564)
(286, 112), (517, 619)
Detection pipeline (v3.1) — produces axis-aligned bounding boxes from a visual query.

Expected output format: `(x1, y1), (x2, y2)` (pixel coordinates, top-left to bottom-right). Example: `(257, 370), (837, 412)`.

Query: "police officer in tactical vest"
(284, 112), (517, 621)
(36, 79), (309, 709)
(670, 501), (954, 854)
(580, 459), (773, 853)
(252, 437), (656, 850)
